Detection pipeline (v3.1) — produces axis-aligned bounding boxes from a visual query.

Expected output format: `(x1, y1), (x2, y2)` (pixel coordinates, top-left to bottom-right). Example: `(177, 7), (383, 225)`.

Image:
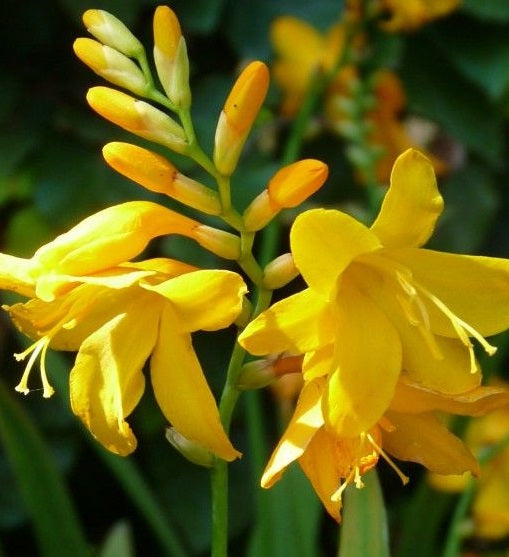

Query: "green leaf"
(338, 470), (390, 557)
(98, 521), (135, 557)
(0, 378), (90, 557)
(400, 38), (504, 165)
(430, 19), (509, 100)
(461, 0), (509, 21)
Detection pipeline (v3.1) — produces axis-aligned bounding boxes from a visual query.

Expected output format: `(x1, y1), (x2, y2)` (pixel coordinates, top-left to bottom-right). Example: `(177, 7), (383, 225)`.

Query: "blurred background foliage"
(2, 0), (509, 555)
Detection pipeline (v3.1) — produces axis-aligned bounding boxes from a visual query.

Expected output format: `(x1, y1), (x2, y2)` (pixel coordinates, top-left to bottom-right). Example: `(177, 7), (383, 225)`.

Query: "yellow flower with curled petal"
(239, 148), (509, 486)
(4, 257), (246, 460)
(260, 373), (509, 521)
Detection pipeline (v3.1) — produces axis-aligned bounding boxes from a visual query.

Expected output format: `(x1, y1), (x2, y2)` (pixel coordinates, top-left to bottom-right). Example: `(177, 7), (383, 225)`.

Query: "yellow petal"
(323, 279), (402, 437)
(151, 305), (240, 461)
(390, 380), (509, 416)
(261, 378), (324, 488)
(145, 270), (247, 332)
(238, 288), (335, 356)
(350, 260), (480, 394)
(302, 344), (334, 381)
(370, 149), (443, 248)
(290, 208), (381, 297)
(32, 201), (197, 283)
(298, 427), (342, 522)
(0, 253), (35, 297)
(386, 247), (509, 337)
(69, 294), (160, 456)
(382, 411), (480, 476)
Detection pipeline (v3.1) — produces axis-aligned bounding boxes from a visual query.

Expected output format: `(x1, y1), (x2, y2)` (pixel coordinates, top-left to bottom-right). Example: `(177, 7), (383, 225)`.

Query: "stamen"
(414, 281), (497, 373)
(14, 337), (54, 398)
(14, 339), (46, 395)
(366, 432), (409, 486)
(331, 468), (355, 502)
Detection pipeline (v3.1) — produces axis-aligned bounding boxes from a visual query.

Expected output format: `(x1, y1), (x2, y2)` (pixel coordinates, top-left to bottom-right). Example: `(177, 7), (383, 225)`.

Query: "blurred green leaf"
(164, 0), (226, 33)
(401, 38), (504, 165)
(430, 19), (509, 100)
(57, 0), (142, 26)
(338, 470), (389, 557)
(429, 164), (499, 254)
(98, 521), (135, 557)
(5, 207), (53, 257)
(0, 378), (90, 557)
(462, 0), (509, 21)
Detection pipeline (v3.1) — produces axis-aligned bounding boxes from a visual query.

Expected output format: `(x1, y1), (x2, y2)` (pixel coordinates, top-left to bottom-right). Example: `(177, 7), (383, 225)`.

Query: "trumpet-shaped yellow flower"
(0, 200), (241, 304)
(4, 258), (247, 460)
(239, 148), (509, 467)
(260, 374), (509, 521)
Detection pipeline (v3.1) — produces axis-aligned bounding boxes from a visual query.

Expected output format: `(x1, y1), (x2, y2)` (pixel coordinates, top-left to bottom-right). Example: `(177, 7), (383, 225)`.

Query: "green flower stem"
(211, 287), (273, 557)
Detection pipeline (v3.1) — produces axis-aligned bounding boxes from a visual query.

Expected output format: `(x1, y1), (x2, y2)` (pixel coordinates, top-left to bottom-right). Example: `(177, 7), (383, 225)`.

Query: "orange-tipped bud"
(192, 226), (241, 260)
(213, 61), (270, 176)
(243, 159), (328, 230)
(165, 427), (215, 467)
(263, 253), (299, 290)
(82, 9), (143, 58)
(153, 6), (191, 108)
(86, 86), (188, 153)
(268, 159), (328, 207)
(74, 38), (147, 96)
(102, 143), (221, 215)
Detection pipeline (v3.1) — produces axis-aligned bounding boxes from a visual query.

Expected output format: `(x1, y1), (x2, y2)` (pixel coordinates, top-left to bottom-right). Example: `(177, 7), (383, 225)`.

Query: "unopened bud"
(153, 6), (191, 108)
(237, 359), (277, 390)
(243, 159), (328, 230)
(74, 38), (147, 96)
(192, 226), (241, 260)
(166, 427), (215, 467)
(213, 61), (269, 176)
(83, 9), (143, 58)
(87, 87), (188, 153)
(102, 142), (221, 214)
(263, 253), (299, 290)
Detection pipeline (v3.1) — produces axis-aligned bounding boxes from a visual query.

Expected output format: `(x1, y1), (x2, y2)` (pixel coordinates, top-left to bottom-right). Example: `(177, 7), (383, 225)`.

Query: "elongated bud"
(237, 354), (304, 390)
(243, 159), (328, 230)
(153, 6), (191, 108)
(74, 38), (147, 96)
(213, 61), (269, 176)
(102, 143), (221, 215)
(192, 226), (241, 260)
(263, 253), (299, 290)
(83, 9), (143, 58)
(87, 86), (188, 153)
(166, 427), (215, 467)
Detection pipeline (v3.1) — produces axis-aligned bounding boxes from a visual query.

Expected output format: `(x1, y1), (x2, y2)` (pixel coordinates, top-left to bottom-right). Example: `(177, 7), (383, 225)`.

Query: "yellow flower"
(4, 258), (247, 460)
(239, 148), (509, 467)
(260, 374), (509, 521)
(0, 200), (241, 304)
(377, 0), (461, 32)
(271, 16), (348, 117)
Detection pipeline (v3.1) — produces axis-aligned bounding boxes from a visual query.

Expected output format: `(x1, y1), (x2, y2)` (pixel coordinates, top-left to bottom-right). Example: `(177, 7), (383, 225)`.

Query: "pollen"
(14, 336), (55, 398)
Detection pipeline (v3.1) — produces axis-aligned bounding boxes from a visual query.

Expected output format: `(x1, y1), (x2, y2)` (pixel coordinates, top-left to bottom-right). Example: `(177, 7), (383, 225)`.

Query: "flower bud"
(74, 38), (147, 96)
(86, 87), (188, 153)
(102, 142), (221, 215)
(236, 359), (277, 390)
(165, 427), (215, 467)
(243, 159), (328, 230)
(263, 253), (299, 290)
(192, 226), (241, 260)
(153, 6), (191, 108)
(213, 61), (269, 176)
(83, 9), (143, 58)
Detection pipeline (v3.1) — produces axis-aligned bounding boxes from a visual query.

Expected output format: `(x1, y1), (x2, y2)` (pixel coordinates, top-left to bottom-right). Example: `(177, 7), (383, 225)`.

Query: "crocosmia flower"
(239, 148), (509, 517)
